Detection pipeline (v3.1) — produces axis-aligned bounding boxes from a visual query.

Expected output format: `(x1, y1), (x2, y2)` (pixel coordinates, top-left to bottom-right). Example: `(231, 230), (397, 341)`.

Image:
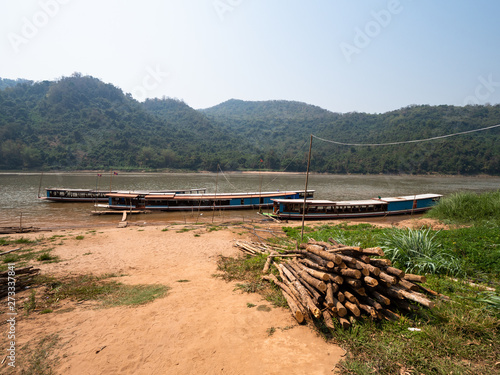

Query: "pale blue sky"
(1, 0), (499, 113)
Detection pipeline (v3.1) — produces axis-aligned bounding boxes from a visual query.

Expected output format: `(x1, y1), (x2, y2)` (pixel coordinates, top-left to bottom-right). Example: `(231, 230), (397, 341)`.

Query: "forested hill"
(201, 99), (500, 175)
(0, 74), (499, 174)
(0, 75), (255, 171)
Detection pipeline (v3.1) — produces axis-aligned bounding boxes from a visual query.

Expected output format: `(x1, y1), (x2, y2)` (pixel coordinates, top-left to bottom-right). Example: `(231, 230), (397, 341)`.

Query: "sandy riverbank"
(2, 222), (347, 375)
(1, 215), (446, 374)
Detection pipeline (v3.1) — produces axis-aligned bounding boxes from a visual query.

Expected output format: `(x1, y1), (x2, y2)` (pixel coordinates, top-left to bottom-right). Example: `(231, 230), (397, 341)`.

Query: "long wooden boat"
(267, 193), (442, 220)
(100, 190), (314, 211)
(40, 187), (207, 203)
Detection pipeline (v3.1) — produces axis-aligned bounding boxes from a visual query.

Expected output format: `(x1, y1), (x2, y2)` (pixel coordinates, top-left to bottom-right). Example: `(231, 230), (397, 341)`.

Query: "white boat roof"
(273, 194), (442, 206)
(379, 194), (442, 202)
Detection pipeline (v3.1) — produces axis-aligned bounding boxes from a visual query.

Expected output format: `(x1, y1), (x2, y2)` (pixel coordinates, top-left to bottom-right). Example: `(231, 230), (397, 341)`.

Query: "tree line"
(1, 75), (499, 175)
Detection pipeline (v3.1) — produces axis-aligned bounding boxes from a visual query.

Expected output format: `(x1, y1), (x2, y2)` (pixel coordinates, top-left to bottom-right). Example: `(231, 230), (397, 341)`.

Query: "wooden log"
(282, 290), (305, 324)
(296, 262), (330, 282)
(0, 266), (39, 278)
(277, 266), (307, 311)
(370, 290), (391, 306)
(305, 244), (343, 265)
(352, 287), (367, 297)
(298, 258), (330, 273)
(404, 274), (427, 283)
(357, 301), (378, 319)
(332, 267), (361, 279)
(329, 274), (344, 285)
(376, 285), (404, 300)
(364, 263), (381, 277)
(379, 271), (397, 285)
(361, 247), (385, 256)
(397, 278), (419, 292)
(344, 301), (361, 317)
(333, 300), (348, 317)
(359, 295), (383, 310)
(363, 276), (379, 288)
(369, 258), (392, 267)
(285, 263), (324, 303)
(322, 309), (336, 330)
(336, 291), (345, 302)
(331, 311), (351, 330)
(357, 263), (371, 277)
(383, 266), (405, 279)
(280, 263), (298, 283)
(344, 277), (362, 289)
(288, 262), (327, 293)
(262, 252), (277, 274)
(338, 254), (361, 268)
(344, 291), (359, 304)
(393, 286), (435, 308)
(324, 292), (347, 317)
(307, 239), (331, 249)
(304, 253), (335, 269)
(0, 247), (21, 256)
(416, 284), (441, 297)
(325, 282), (335, 308)
(380, 308), (400, 321)
(261, 274), (304, 311)
(292, 279), (321, 318)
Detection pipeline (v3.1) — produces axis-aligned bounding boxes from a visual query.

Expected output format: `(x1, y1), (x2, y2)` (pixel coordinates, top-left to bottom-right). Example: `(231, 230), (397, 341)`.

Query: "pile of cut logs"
(235, 239), (442, 329)
(0, 266), (40, 299)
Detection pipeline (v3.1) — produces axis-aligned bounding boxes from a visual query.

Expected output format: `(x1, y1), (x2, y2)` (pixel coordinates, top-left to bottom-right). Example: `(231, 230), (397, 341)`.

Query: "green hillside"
(0, 75), (255, 171)
(202, 100), (500, 174)
(0, 74), (499, 174)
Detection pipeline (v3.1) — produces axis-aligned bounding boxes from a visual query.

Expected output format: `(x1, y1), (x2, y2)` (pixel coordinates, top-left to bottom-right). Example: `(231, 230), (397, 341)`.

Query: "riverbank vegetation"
(1, 75), (499, 174)
(217, 192), (499, 374)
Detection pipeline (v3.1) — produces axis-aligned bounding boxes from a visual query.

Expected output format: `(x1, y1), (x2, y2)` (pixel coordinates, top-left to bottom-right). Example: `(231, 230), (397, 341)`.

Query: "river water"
(0, 172), (499, 229)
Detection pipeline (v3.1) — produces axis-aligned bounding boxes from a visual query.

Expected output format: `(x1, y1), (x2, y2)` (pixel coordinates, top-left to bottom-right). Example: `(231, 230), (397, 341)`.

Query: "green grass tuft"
(382, 227), (464, 276)
(427, 190), (500, 225)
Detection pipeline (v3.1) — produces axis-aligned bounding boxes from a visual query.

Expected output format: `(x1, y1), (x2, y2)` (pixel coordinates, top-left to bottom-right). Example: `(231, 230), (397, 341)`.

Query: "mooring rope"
(312, 123), (500, 147)
(217, 164), (239, 191)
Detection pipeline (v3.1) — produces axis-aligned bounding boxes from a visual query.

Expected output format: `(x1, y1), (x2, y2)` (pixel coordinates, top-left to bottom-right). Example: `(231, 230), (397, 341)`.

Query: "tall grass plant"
(382, 227), (464, 276)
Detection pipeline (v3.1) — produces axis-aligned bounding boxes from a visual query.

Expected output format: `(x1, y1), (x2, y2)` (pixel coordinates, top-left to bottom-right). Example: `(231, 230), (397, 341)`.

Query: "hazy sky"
(1, 0), (500, 113)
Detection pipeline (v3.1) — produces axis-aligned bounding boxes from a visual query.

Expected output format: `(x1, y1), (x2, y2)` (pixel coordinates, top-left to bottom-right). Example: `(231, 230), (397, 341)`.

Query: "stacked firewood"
(253, 239), (441, 329)
(234, 240), (288, 256)
(0, 266), (40, 299)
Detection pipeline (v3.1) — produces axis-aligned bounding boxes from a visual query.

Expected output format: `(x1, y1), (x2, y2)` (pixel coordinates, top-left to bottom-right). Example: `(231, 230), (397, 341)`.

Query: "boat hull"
(269, 194), (442, 220)
(268, 206), (433, 220)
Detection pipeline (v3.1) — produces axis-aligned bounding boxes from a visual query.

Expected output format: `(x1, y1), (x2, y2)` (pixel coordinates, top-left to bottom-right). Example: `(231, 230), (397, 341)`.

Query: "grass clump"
(215, 254), (286, 308)
(31, 274), (170, 310)
(382, 227), (464, 276)
(18, 334), (61, 375)
(38, 252), (58, 262)
(427, 190), (500, 225)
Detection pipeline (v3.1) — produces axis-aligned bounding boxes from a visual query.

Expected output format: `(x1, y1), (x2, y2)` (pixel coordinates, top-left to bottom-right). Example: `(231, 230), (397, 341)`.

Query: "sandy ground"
(2, 223), (347, 375)
(2, 216), (447, 374)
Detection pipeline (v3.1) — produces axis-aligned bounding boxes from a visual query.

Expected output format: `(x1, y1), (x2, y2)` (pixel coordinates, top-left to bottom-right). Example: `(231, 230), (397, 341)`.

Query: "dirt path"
(7, 225), (344, 374)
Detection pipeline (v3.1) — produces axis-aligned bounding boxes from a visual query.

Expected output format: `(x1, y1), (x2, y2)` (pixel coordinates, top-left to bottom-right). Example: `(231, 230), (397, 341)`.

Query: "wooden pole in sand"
(300, 134), (313, 242)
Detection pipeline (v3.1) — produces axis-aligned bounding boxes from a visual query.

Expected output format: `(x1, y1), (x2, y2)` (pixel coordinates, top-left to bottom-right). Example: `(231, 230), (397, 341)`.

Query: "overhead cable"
(312, 123), (500, 147)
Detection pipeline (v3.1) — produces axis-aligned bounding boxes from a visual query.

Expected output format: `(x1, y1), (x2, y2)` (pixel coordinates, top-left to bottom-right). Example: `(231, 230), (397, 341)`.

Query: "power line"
(312, 123), (500, 147)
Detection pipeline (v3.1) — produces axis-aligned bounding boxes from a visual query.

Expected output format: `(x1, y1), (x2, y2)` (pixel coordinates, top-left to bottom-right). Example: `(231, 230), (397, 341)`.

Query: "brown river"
(1, 172), (499, 229)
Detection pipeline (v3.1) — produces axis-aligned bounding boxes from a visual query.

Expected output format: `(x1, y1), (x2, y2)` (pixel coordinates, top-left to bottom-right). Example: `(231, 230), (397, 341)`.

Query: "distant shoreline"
(0, 170), (499, 179)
